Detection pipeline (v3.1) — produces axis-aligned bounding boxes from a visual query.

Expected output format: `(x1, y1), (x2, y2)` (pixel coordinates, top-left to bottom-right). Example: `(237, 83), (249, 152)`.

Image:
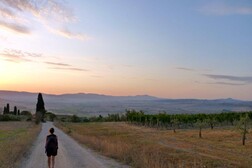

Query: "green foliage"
(35, 111), (42, 124)
(20, 111), (32, 116)
(236, 114), (250, 145)
(3, 107), (7, 114)
(13, 106), (17, 115)
(0, 114), (21, 121)
(45, 112), (56, 121)
(171, 118), (179, 133)
(3, 103), (10, 114)
(60, 117), (67, 122)
(6, 110), (32, 121)
(70, 115), (81, 122)
(57, 113), (127, 123)
(6, 103), (9, 114)
(195, 119), (208, 138)
(194, 119), (208, 128)
(36, 93), (46, 122)
(57, 110), (252, 138)
(36, 93), (45, 112)
(205, 114), (217, 129)
(125, 110), (252, 132)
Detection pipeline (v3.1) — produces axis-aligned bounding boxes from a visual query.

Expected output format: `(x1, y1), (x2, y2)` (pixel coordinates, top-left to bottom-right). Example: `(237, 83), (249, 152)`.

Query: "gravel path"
(20, 122), (129, 168)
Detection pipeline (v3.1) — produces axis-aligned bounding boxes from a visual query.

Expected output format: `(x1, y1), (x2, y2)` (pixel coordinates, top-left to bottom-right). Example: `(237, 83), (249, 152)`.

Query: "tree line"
(60, 109), (252, 128)
(125, 109), (252, 129)
(125, 109), (251, 145)
(58, 109), (252, 145)
(0, 93), (46, 122)
(2, 103), (21, 115)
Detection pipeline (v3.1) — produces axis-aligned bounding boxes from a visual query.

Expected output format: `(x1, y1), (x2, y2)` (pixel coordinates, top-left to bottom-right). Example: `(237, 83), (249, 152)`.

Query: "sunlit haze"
(0, 0), (252, 100)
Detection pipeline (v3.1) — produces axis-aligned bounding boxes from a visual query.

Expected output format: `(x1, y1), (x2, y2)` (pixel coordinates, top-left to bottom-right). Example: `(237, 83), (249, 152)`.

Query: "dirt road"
(20, 122), (129, 168)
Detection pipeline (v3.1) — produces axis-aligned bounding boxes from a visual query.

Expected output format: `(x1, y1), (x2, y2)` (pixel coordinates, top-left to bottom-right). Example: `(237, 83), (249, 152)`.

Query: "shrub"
(0, 114), (21, 121)
(71, 115), (81, 122)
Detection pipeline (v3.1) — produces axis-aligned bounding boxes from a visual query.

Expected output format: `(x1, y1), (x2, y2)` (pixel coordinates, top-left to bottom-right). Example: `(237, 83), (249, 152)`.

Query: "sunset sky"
(0, 0), (252, 100)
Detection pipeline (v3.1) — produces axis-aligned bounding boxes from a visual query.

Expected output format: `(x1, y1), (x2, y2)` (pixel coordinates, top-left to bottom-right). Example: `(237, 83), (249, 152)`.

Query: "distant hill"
(0, 90), (252, 116)
(54, 93), (158, 101)
(0, 90), (158, 102)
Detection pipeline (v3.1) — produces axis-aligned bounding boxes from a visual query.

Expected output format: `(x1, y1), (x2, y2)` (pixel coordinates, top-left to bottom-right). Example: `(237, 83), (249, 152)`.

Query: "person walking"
(45, 127), (58, 168)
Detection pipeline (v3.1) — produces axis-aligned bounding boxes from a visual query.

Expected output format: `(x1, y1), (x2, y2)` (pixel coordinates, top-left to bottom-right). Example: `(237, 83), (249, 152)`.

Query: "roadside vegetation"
(58, 110), (252, 145)
(56, 121), (252, 168)
(0, 93), (45, 167)
(56, 110), (252, 168)
(0, 122), (41, 168)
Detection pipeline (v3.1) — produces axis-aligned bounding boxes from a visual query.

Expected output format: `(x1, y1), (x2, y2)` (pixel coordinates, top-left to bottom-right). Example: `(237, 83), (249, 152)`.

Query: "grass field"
(57, 122), (252, 168)
(0, 121), (41, 168)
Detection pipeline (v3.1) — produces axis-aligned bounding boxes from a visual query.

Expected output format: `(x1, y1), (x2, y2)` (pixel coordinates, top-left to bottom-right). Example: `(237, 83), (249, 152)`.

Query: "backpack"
(46, 134), (58, 149)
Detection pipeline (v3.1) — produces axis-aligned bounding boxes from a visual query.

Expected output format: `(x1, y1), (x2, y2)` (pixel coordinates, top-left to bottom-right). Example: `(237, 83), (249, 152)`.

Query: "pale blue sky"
(0, 0), (252, 100)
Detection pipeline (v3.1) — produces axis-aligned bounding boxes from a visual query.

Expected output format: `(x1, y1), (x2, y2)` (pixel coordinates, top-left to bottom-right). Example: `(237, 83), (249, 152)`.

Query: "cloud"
(1, 54), (31, 62)
(0, 48), (87, 72)
(50, 67), (88, 72)
(0, 6), (15, 18)
(0, 49), (41, 62)
(207, 82), (246, 86)
(203, 74), (252, 86)
(51, 27), (90, 40)
(200, 2), (252, 15)
(44, 61), (71, 67)
(45, 60), (88, 72)
(204, 74), (252, 83)
(0, 0), (74, 21)
(0, 20), (30, 34)
(24, 52), (42, 58)
(37, 0), (75, 22)
(176, 67), (195, 71)
(0, 0), (86, 39)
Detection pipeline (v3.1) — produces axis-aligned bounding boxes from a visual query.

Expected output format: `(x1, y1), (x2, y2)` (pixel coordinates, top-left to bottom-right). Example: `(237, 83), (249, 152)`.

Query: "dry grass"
(0, 121), (41, 168)
(56, 122), (252, 168)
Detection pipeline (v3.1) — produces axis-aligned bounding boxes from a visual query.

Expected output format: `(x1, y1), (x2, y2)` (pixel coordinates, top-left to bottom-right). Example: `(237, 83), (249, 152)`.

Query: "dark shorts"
(46, 147), (58, 157)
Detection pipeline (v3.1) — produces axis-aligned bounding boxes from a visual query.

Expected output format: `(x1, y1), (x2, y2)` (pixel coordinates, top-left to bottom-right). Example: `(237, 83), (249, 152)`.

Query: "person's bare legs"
(52, 156), (55, 168)
(48, 156), (51, 168)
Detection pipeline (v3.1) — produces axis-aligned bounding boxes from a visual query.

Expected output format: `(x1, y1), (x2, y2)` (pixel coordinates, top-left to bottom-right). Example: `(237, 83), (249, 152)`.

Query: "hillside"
(0, 90), (252, 116)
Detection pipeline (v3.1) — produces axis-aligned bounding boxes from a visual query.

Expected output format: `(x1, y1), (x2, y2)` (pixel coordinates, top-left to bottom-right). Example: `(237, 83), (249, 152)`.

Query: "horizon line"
(0, 89), (250, 101)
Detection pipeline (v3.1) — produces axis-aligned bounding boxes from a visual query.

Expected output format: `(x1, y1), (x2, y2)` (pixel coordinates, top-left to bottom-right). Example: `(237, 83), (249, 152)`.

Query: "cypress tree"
(14, 106), (17, 115)
(6, 103), (10, 114)
(36, 93), (45, 112)
(36, 93), (46, 122)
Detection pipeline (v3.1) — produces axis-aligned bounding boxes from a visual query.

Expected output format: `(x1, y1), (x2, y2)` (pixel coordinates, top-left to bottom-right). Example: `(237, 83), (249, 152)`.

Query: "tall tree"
(195, 119), (206, 138)
(14, 106), (17, 115)
(36, 93), (45, 112)
(237, 114), (250, 145)
(36, 93), (46, 122)
(6, 103), (10, 114)
(171, 118), (179, 133)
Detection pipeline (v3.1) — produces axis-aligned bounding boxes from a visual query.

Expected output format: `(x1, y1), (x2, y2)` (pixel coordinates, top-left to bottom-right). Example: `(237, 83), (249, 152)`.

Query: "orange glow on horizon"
(0, 82), (249, 100)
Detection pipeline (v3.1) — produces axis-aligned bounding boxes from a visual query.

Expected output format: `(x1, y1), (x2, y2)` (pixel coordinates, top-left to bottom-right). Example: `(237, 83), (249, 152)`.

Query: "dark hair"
(49, 128), (54, 134)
